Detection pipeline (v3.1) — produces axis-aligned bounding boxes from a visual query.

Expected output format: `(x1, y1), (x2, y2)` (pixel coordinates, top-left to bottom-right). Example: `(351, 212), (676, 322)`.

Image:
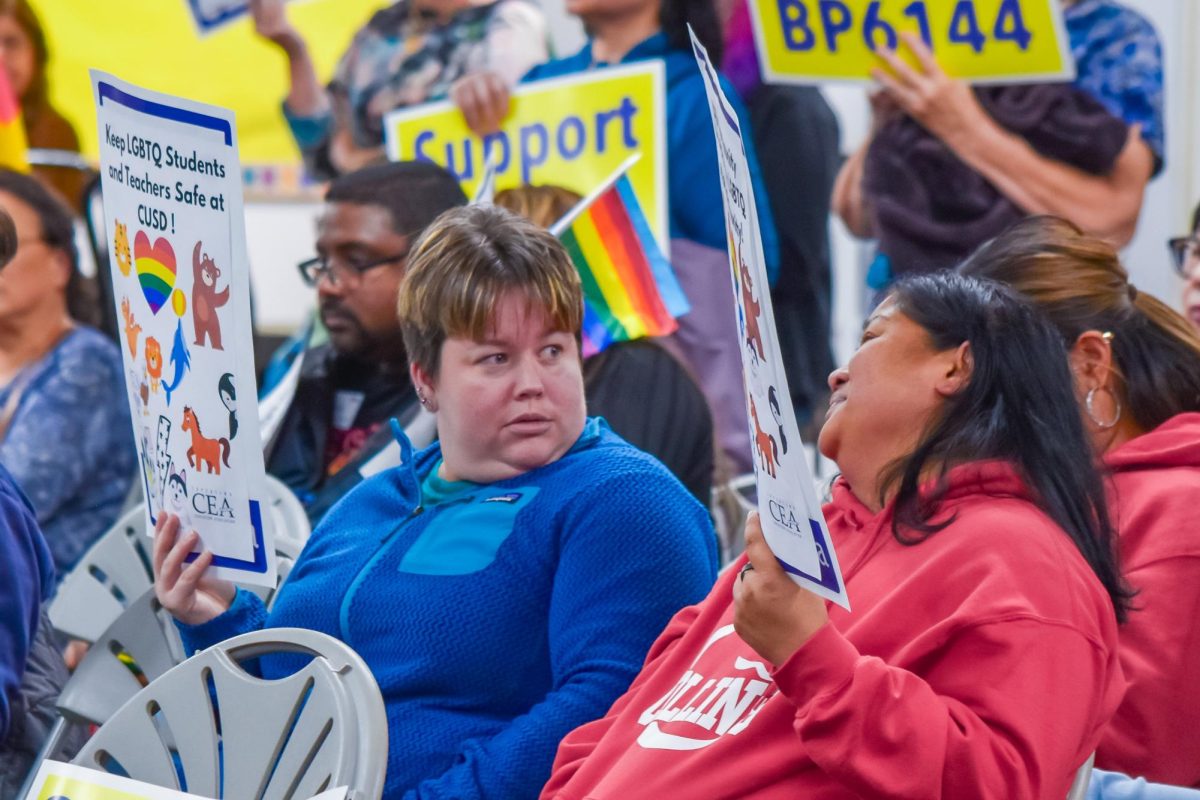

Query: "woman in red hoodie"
(541, 271), (1130, 800)
(962, 216), (1200, 788)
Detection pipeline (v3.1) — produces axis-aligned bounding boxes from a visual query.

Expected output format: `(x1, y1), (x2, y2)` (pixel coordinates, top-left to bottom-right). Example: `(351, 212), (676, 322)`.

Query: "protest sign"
(385, 64), (669, 251)
(24, 761), (347, 800)
(690, 29), (848, 608)
(747, 0), (1074, 84)
(185, 0), (305, 36)
(93, 71), (276, 587)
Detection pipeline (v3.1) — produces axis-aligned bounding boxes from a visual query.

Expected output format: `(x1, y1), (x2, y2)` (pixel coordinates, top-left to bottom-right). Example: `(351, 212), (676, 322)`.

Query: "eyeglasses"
(1168, 236), (1200, 277)
(297, 249), (409, 288)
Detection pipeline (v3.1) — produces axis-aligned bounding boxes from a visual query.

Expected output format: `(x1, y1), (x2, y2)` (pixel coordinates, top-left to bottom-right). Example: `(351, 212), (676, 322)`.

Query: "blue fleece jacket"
(524, 33), (780, 284)
(179, 418), (717, 799)
(0, 465), (54, 741)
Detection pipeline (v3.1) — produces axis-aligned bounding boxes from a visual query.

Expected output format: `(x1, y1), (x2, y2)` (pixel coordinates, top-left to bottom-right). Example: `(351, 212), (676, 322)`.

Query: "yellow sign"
(747, 0), (1075, 84)
(26, 761), (349, 800)
(385, 63), (668, 249)
(30, 0), (385, 163)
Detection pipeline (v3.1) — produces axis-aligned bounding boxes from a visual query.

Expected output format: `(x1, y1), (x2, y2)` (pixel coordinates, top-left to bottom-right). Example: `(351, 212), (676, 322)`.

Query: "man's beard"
(320, 300), (406, 367)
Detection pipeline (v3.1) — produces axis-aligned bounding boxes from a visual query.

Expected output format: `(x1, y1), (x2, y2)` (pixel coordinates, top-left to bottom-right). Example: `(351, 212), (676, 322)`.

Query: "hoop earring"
(1085, 387), (1122, 430)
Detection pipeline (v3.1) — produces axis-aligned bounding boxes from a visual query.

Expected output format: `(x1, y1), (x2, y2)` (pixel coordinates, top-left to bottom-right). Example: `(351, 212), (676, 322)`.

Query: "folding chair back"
(72, 627), (387, 800)
(1066, 753), (1095, 800)
(48, 506), (152, 643)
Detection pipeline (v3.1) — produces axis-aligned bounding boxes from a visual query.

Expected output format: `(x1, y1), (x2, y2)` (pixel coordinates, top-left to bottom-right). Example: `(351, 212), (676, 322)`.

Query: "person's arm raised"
(250, 0), (330, 120)
(872, 33), (1153, 248)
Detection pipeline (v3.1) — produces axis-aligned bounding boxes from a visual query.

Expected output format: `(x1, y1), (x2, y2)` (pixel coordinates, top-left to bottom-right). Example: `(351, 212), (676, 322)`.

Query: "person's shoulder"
(52, 328), (124, 384)
(1070, 0), (1161, 50)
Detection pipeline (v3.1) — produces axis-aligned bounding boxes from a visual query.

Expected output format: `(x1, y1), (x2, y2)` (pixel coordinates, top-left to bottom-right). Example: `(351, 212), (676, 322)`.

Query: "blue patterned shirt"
(1065, 0), (1165, 172)
(0, 327), (137, 577)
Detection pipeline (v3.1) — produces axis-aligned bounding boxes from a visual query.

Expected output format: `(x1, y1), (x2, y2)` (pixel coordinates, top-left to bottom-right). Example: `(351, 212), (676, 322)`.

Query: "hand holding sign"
(450, 70), (514, 136)
(872, 33), (989, 147)
(732, 512), (829, 667)
(152, 512), (236, 626)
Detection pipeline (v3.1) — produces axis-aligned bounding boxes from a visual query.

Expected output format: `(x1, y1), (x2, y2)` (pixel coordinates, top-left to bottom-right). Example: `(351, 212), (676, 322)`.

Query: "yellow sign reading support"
(384, 63), (668, 251)
(747, 0), (1075, 84)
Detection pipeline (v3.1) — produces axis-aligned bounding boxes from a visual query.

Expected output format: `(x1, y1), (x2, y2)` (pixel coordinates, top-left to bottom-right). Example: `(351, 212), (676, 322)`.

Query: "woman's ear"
(1068, 330), (1115, 391)
(410, 361), (438, 412)
(48, 247), (72, 293)
(933, 341), (973, 398)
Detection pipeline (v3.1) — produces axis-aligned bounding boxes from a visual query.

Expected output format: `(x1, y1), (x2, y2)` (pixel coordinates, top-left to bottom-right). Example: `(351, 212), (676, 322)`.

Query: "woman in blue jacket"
(153, 204), (717, 800)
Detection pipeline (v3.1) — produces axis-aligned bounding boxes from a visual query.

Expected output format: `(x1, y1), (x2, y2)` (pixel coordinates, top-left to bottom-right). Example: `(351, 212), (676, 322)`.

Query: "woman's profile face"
(0, 16), (36, 100)
(818, 298), (953, 496)
(425, 290), (587, 483)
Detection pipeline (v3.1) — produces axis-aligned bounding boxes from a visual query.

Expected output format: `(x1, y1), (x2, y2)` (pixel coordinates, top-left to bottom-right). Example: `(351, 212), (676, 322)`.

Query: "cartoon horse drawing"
(181, 406), (231, 475)
(740, 259), (765, 362)
(750, 396), (778, 478)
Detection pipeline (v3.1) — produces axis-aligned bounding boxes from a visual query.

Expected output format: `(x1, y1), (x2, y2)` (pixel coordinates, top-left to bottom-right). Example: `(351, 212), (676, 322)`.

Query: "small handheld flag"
(550, 156), (688, 357)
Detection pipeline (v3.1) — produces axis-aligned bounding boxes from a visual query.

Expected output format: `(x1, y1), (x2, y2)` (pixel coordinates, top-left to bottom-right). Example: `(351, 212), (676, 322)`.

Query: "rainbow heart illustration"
(133, 231), (177, 315)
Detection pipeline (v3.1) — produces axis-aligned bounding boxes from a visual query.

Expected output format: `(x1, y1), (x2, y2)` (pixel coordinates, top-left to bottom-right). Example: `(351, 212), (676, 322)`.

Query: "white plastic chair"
(48, 506), (151, 643)
(19, 588), (186, 799)
(1067, 753), (1095, 800)
(71, 627), (388, 800)
(264, 474), (312, 549)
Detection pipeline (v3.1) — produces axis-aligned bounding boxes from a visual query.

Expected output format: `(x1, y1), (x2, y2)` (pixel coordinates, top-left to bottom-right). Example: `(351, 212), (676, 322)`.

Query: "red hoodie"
(542, 461), (1124, 800)
(1096, 412), (1200, 787)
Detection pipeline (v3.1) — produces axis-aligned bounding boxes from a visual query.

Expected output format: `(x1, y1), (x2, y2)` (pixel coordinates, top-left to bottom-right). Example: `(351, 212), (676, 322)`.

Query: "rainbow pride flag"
(0, 65), (28, 173)
(551, 164), (688, 357)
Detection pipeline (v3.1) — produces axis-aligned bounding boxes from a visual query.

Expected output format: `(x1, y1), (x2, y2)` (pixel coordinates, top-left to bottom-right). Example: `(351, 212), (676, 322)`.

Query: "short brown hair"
(494, 185), (582, 229)
(960, 215), (1200, 431)
(397, 205), (583, 376)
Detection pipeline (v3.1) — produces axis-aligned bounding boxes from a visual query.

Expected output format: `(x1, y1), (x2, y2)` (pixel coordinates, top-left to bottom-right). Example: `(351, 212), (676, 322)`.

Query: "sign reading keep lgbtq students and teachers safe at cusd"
(690, 29), (849, 609)
(92, 71), (276, 588)
(25, 760), (349, 800)
(384, 64), (669, 252)
(747, 0), (1074, 84)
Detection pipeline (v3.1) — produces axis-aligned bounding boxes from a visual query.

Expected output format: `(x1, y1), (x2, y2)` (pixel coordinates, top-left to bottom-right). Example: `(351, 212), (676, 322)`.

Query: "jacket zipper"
(338, 504), (425, 642)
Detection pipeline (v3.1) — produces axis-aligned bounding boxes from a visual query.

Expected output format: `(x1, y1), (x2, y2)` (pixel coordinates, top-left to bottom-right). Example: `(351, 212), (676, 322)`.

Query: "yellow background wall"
(30, 0), (387, 163)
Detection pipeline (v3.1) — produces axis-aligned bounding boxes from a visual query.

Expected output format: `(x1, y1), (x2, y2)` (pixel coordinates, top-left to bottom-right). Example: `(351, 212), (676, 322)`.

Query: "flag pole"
(548, 152), (642, 237)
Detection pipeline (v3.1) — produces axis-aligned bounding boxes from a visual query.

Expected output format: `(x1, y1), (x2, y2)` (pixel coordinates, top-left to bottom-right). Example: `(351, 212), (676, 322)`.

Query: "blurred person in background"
(0, 169), (134, 577)
(1169, 201), (1199, 333)
(250, 0), (548, 178)
(834, 0), (1162, 289)
(962, 216), (1200, 788)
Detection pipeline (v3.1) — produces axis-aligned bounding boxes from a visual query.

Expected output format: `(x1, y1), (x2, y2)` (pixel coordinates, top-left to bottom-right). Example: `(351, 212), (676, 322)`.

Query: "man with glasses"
(267, 161), (467, 522)
(1170, 202), (1200, 333)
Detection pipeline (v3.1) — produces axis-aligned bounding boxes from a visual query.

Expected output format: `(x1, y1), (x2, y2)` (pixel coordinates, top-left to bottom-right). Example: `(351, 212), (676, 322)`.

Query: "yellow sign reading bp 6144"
(384, 63), (668, 251)
(748, 0), (1075, 84)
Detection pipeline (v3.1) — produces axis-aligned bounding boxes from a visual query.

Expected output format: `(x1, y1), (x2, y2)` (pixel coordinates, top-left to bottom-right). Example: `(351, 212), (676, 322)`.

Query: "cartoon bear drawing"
(192, 240), (230, 350)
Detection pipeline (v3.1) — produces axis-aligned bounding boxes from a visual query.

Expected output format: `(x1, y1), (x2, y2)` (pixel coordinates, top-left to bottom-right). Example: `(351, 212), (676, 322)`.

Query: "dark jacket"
(265, 344), (425, 525)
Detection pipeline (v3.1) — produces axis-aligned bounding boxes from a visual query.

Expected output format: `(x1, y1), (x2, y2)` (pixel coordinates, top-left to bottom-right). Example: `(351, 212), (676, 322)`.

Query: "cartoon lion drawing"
(114, 220), (131, 276)
(192, 240), (230, 350)
(145, 336), (163, 393)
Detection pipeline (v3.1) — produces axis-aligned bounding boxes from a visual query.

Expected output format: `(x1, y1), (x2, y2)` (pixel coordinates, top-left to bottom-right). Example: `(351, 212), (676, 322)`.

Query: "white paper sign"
(24, 760), (346, 799)
(93, 71), (276, 588)
(689, 30), (848, 608)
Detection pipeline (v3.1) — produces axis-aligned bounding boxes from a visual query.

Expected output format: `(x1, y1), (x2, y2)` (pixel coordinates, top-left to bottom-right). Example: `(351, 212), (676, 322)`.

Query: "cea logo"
(192, 490), (235, 520)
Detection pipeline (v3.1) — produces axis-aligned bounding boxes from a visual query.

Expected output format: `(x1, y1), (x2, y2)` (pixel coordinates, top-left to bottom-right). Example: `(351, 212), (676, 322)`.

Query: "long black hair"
(661, 0), (723, 64)
(884, 272), (1131, 622)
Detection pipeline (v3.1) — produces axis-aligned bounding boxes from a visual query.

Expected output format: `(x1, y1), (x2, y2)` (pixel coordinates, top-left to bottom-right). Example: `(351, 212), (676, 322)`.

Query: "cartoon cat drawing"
(114, 220), (132, 277)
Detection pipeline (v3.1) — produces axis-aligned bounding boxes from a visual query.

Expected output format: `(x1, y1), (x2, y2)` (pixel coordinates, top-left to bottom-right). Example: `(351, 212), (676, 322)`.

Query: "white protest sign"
(689, 29), (848, 608)
(24, 760), (348, 800)
(93, 71), (276, 588)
